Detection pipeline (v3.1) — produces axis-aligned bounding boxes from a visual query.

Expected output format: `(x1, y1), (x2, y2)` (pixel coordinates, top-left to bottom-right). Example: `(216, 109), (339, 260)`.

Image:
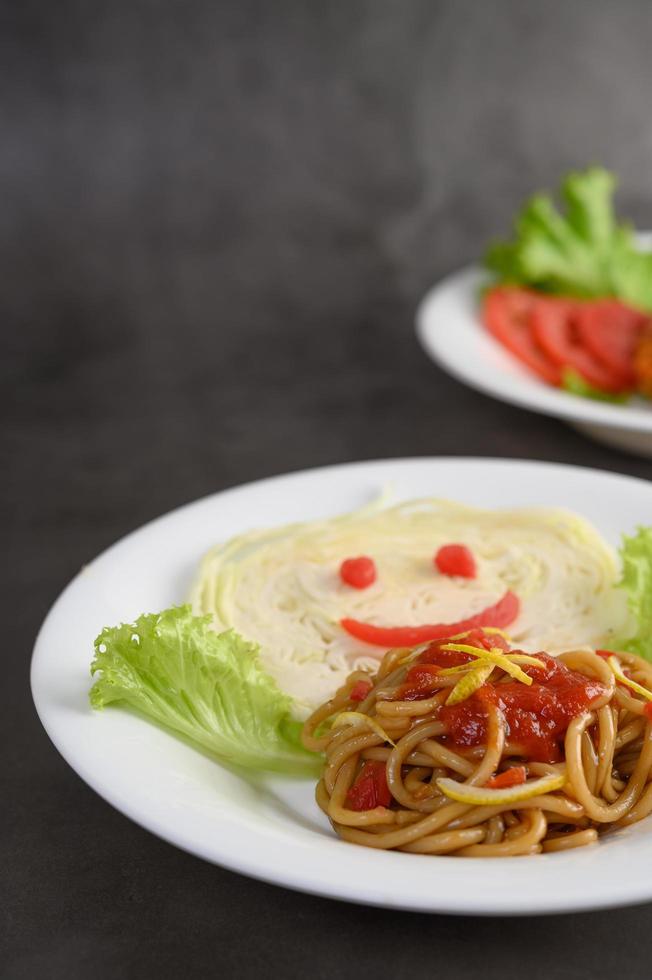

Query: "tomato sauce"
(396, 631), (508, 701)
(439, 653), (607, 763)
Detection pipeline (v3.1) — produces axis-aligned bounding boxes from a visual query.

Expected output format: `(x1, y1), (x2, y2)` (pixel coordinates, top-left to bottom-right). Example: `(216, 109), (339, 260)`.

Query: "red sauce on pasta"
(440, 653), (607, 763)
(397, 630), (508, 701)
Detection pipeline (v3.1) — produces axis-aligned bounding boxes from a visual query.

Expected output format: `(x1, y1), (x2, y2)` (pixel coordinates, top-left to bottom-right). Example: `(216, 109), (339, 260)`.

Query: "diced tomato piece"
(643, 702), (652, 722)
(483, 287), (562, 385)
(349, 680), (373, 702)
(341, 591), (519, 648)
(530, 301), (630, 393)
(398, 663), (442, 701)
(435, 544), (477, 579)
(574, 300), (646, 385)
(340, 556), (377, 589)
(346, 761), (392, 811)
(485, 766), (527, 789)
(595, 650), (612, 660)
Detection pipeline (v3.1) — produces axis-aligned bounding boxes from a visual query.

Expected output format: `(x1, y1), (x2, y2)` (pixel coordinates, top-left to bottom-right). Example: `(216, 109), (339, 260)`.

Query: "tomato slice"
(574, 300), (646, 386)
(530, 301), (629, 393)
(340, 591), (520, 648)
(483, 288), (561, 385)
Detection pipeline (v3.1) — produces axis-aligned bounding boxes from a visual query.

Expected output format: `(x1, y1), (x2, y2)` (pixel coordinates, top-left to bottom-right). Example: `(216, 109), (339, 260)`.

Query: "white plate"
(416, 268), (652, 456)
(31, 458), (652, 916)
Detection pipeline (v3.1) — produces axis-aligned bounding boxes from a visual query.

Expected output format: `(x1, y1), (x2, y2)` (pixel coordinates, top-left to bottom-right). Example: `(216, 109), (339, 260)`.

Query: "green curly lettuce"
(615, 528), (652, 661)
(486, 167), (652, 312)
(562, 369), (629, 404)
(90, 606), (320, 774)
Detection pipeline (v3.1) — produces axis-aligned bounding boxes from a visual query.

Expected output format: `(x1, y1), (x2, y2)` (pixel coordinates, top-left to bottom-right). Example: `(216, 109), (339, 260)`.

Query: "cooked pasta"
(302, 633), (652, 856)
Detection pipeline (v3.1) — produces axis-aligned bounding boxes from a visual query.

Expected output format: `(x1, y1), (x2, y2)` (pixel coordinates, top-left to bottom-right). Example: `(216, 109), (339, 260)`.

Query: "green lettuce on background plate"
(485, 166), (652, 313)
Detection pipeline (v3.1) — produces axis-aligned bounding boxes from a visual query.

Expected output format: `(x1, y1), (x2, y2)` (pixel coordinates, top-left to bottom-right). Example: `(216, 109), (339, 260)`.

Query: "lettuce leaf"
(616, 528), (652, 661)
(562, 369), (629, 404)
(90, 606), (320, 774)
(485, 167), (652, 312)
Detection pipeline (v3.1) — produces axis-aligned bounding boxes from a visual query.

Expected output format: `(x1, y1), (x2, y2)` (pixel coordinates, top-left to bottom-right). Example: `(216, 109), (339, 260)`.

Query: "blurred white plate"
(31, 458), (652, 915)
(416, 264), (652, 457)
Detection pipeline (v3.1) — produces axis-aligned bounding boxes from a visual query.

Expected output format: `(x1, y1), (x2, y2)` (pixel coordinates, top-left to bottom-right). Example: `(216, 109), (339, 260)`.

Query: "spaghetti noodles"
(302, 632), (652, 855)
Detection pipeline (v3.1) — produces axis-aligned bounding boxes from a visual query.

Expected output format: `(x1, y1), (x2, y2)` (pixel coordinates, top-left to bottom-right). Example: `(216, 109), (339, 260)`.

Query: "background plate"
(31, 458), (652, 915)
(416, 269), (652, 456)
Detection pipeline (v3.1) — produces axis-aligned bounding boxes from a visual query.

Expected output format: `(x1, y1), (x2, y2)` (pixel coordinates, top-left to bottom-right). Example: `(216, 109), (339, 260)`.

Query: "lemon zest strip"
(333, 711), (396, 746)
(445, 662), (495, 705)
(607, 656), (652, 703)
(437, 653), (542, 679)
(440, 643), (538, 685)
(436, 771), (566, 806)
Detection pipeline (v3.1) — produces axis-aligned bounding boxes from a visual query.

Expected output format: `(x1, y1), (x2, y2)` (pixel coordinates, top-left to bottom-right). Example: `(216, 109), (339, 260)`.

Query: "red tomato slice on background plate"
(530, 301), (629, 393)
(573, 300), (646, 386)
(483, 288), (561, 386)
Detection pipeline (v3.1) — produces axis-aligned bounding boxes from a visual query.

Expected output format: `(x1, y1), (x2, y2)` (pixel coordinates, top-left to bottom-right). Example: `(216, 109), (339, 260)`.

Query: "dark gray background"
(5, 1), (652, 977)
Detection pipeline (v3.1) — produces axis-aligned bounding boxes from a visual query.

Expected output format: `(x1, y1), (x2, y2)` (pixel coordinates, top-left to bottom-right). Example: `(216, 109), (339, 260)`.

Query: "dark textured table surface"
(5, 1), (652, 977)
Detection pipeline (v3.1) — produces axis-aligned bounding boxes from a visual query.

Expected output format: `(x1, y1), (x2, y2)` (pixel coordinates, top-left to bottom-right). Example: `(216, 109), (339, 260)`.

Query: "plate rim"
(416, 266), (652, 433)
(30, 456), (652, 916)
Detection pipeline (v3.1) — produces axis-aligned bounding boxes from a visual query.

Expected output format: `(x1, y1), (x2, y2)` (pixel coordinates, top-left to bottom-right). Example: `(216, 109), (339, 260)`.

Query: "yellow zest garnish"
(446, 626), (511, 642)
(333, 711), (396, 746)
(397, 644), (432, 666)
(437, 653), (540, 679)
(437, 662), (484, 677)
(607, 656), (652, 703)
(481, 627), (512, 640)
(440, 643), (537, 686)
(445, 662), (494, 705)
(446, 629), (473, 642)
(436, 771), (566, 806)
(507, 654), (545, 666)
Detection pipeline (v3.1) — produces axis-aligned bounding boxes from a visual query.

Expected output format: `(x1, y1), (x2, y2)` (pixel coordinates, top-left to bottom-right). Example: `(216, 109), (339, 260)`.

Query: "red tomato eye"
(340, 556), (377, 589)
(434, 544), (477, 579)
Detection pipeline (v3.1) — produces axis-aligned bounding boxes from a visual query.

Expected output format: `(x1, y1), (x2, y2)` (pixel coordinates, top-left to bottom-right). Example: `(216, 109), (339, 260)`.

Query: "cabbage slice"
(189, 500), (630, 718)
